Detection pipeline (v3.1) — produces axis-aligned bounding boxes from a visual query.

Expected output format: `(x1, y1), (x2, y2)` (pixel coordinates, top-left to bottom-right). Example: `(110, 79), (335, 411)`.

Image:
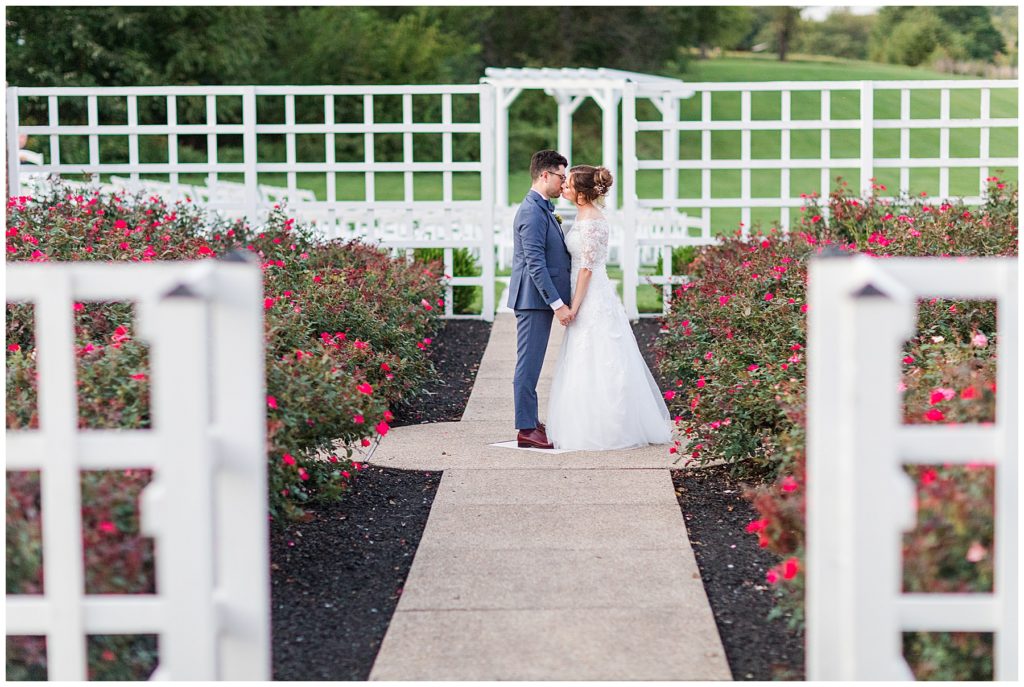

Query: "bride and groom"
(508, 150), (672, 451)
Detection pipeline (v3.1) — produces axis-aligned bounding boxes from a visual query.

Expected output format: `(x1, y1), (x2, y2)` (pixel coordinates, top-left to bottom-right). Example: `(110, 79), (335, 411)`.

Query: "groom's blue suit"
(508, 190), (572, 430)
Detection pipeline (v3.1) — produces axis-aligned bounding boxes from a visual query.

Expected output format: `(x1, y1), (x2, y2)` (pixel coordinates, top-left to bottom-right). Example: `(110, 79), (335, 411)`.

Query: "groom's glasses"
(548, 171), (567, 184)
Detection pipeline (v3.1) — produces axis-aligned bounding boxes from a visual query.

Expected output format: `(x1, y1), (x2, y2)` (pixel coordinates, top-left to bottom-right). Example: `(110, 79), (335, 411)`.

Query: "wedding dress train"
(546, 217), (673, 450)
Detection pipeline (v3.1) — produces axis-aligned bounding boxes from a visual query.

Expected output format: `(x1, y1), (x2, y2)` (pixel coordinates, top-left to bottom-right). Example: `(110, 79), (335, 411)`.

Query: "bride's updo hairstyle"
(569, 165), (614, 207)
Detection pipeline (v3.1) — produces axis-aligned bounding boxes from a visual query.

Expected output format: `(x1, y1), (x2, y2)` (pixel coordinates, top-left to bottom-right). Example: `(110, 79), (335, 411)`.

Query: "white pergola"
(481, 67), (694, 208)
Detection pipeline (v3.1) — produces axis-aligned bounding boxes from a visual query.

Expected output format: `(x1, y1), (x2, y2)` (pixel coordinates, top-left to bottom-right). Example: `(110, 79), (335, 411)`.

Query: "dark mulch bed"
(269, 467), (441, 680)
(632, 318), (805, 681)
(270, 319), (490, 680)
(673, 467), (806, 680)
(389, 319), (493, 427)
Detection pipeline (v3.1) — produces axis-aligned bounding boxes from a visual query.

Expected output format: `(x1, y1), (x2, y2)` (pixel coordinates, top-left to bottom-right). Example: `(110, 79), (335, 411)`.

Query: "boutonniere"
(553, 213), (563, 225)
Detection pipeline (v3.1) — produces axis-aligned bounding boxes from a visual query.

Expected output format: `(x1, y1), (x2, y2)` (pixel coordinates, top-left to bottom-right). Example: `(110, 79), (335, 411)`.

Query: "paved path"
(365, 314), (731, 680)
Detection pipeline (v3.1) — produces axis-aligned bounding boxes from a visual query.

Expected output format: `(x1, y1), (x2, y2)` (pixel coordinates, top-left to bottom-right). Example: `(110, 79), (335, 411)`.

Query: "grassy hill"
(677, 51), (971, 82)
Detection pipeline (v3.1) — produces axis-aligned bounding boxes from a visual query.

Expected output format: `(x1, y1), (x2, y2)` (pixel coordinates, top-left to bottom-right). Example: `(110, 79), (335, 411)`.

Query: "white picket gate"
(4, 255), (270, 680)
(806, 254), (1017, 679)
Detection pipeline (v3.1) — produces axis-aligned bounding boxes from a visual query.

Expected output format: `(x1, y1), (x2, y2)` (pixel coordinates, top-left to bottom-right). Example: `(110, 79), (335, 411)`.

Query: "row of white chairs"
(18, 174), (709, 266)
(309, 207), (710, 268)
(18, 173), (316, 207)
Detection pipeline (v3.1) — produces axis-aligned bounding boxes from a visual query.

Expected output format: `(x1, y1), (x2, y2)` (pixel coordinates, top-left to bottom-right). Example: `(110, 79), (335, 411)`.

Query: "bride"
(546, 165), (673, 451)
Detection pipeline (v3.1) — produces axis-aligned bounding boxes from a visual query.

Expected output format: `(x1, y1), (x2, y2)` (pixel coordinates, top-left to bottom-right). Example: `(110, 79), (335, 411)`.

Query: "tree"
(745, 7), (803, 60)
(989, 6), (1018, 65)
(464, 6), (692, 73)
(5, 7), (271, 86)
(268, 7), (476, 85)
(869, 6), (1006, 66)
(678, 6), (754, 58)
(772, 7), (802, 61)
(931, 7), (1004, 61)
(794, 9), (876, 61)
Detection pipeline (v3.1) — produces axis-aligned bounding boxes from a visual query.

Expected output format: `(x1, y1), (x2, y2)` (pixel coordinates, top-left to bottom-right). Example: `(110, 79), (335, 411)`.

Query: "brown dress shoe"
(517, 427), (554, 449)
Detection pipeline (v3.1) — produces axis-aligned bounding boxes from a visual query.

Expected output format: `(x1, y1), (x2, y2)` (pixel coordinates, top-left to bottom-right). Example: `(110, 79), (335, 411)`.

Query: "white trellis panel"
(7, 84), (496, 320)
(805, 254), (1017, 680)
(620, 79), (1019, 318)
(5, 256), (270, 680)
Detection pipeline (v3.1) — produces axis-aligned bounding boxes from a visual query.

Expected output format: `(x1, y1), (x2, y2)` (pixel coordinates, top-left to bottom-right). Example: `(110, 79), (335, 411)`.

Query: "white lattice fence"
(10, 80), (1018, 323)
(5, 256), (270, 680)
(7, 84), (497, 319)
(806, 254), (1017, 679)
(621, 79), (1019, 318)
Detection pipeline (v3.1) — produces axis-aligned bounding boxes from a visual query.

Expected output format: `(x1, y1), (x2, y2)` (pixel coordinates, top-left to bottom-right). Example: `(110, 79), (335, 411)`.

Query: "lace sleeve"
(579, 219), (609, 270)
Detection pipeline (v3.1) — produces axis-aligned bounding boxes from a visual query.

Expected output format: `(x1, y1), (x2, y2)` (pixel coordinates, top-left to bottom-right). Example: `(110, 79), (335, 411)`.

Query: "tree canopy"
(868, 6), (1006, 66)
(6, 6), (1015, 89)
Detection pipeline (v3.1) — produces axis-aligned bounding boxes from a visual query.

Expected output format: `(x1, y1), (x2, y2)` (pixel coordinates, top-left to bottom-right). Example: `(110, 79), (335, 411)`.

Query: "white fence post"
(806, 251), (860, 679)
(242, 87), (260, 221)
(660, 93), (680, 207)
(480, 85), (497, 322)
(35, 270), (88, 679)
(7, 86), (21, 197)
(209, 251), (271, 677)
(621, 81), (639, 320)
(859, 81), (875, 197)
(147, 278), (219, 678)
(807, 255), (1018, 680)
(847, 269), (917, 679)
(993, 259), (1020, 680)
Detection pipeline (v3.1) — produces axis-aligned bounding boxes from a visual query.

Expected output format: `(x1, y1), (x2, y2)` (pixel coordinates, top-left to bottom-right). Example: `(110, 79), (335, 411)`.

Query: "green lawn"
(678, 51), (971, 82)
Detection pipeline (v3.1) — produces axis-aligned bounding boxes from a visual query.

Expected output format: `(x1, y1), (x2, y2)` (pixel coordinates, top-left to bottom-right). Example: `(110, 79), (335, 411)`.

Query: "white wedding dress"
(546, 216), (673, 450)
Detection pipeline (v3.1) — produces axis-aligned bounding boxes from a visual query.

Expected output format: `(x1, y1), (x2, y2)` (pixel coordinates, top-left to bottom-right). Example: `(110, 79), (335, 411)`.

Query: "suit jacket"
(507, 190), (572, 310)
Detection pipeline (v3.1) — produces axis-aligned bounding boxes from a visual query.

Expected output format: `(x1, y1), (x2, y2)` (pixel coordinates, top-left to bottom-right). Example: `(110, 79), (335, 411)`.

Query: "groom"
(508, 150), (573, 449)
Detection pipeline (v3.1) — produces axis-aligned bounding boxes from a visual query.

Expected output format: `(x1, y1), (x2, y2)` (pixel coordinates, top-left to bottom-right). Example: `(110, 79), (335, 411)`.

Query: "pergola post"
(495, 87), (509, 208)
(556, 94), (574, 165)
(599, 87), (621, 210)
(494, 86), (521, 207)
(555, 93), (585, 209)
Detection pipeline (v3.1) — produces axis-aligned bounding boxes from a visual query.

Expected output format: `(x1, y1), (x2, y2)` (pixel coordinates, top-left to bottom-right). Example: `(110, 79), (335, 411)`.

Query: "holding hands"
(555, 304), (574, 327)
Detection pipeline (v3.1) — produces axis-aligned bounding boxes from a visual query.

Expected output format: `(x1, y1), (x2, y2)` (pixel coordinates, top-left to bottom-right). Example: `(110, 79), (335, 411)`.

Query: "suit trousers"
(513, 308), (554, 430)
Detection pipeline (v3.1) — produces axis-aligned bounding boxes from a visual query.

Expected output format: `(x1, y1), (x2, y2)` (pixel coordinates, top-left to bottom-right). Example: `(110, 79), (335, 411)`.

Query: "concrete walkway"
(365, 314), (731, 680)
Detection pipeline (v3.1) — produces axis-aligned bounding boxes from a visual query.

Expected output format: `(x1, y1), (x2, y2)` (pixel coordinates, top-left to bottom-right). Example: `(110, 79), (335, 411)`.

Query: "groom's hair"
(530, 150), (568, 180)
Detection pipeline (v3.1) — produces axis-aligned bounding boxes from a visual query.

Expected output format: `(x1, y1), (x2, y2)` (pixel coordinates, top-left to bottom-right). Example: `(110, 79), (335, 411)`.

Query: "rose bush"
(656, 178), (1016, 678)
(6, 184), (447, 678)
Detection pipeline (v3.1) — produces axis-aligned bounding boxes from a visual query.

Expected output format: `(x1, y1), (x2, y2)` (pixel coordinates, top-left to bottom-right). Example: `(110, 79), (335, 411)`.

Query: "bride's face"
(562, 174), (578, 204)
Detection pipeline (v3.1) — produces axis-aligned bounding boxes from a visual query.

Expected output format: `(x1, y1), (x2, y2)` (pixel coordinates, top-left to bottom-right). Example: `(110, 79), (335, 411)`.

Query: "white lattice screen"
(5, 257), (270, 680)
(620, 79), (1019, 318)
(805, 254), (1017, 680)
